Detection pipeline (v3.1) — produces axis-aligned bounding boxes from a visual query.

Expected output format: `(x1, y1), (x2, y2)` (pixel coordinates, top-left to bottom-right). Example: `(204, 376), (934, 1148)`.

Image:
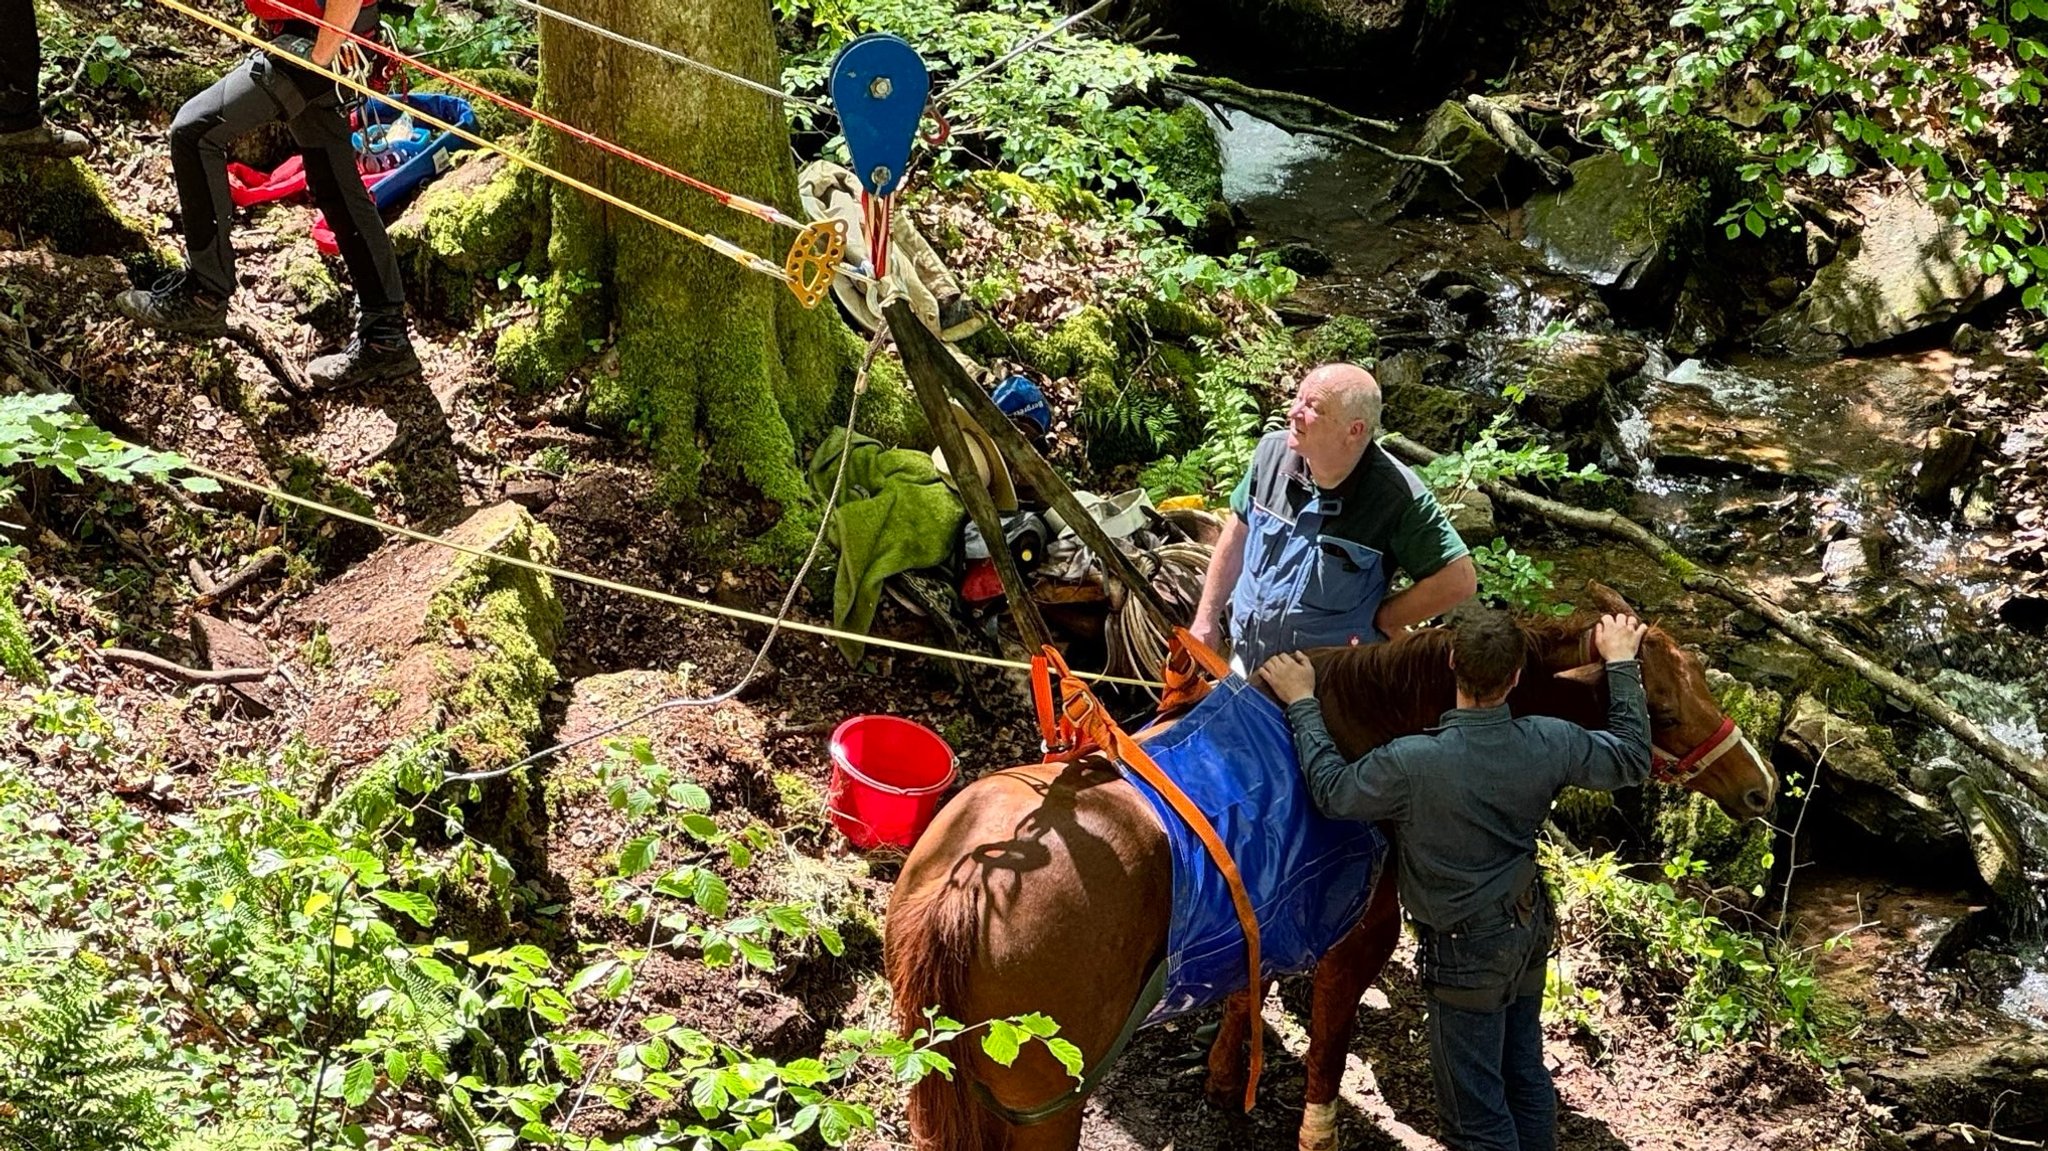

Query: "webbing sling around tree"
(1031, 631), (1266, 1112)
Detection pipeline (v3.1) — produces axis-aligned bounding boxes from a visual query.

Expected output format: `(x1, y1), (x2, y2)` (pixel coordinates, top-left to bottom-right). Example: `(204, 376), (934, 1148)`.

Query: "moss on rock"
(424, 513), (565, 774)
(967, 169), (1104, 219)
(0, 156), (149, 256)
(1300, 315), (1378, 366)
(391, 154), (543, 326)
(281, 251), (348, 329)
(0, 560), (43, 685)
(1133, 101), (1225, 219)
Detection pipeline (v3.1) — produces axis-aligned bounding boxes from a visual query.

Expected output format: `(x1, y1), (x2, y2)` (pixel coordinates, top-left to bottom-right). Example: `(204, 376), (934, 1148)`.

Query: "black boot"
(307, 313), (421, 390)
(115, 273), (229, 337)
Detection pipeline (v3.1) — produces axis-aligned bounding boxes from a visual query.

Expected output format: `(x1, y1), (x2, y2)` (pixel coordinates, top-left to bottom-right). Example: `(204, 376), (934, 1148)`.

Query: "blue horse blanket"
(1125, 674), (1387, 1023)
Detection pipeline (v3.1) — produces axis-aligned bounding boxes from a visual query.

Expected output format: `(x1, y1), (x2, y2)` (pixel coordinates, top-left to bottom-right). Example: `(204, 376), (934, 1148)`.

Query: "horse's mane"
(1305, 609), (1614, 760)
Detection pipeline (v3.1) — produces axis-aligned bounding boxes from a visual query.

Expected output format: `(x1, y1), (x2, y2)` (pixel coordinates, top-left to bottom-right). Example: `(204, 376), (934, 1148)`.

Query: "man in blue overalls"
(1191, 362), (1477, 673)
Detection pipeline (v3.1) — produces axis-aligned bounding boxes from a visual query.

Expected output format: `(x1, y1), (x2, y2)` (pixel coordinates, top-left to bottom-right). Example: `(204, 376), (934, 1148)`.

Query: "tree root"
(192, 548), (285, 608)
(100, 647), (270, 685)
(1382, 433), (2048, 807)
(223, 321), (309, 398)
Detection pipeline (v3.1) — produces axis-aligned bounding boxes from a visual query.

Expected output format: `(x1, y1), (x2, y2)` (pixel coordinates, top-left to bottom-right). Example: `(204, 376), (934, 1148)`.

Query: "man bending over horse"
(1257, 607), (1652, 1151)
(1190, 361), (1478, 675)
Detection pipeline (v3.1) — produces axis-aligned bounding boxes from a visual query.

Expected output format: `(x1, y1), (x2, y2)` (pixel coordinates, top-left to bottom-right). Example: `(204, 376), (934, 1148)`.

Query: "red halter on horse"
(885, 583), (1778, 1151)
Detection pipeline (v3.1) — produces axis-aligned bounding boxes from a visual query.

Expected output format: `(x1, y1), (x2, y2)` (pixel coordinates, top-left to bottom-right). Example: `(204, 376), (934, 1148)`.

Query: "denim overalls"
(1227, 458), (1389, 675)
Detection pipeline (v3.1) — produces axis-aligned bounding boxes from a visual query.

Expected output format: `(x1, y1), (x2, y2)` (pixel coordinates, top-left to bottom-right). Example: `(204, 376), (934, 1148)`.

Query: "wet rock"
(1995, 593), (2048, 634)
(1380, 370), (1502, 450)
(1274, 241), (1332, 276)
(1504, 331), (1647, 434)
(1440, 487), (1495, 546)
(1950, 323), (1991, 353)
(1764, 275), (1804, 305)
(1758, 190), (2005, 352)
(1522, 152), (1697, 291)
(1959, 474), (2000, 530)
(1668, 275), (1728, 357)
(1910, 425), (1978, 511)
(1780, 694), (1959, 851)
(1439, 283), (1492, 322)
(1948, 775), (2031, 913)
(1819, 536), (1872, 586)
(1393, 100), (1509, 213)
(1417, 268), (1478, 297)
(1866, 1035), (2048, 1135)
(1963, 948), (2024, 992)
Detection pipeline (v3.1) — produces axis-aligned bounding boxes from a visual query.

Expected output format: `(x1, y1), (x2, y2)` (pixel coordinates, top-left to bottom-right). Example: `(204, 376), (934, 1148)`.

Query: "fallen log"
(194, 547), (284, 607)
(1463, 95), (1570, 187)
(1381, 432), (2048, 807)
(1165, 74), (1458, 180)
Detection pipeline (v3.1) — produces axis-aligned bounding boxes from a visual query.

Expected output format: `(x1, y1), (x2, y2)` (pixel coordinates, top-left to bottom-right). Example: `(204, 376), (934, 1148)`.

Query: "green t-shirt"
(1229, 433), (1467, 583)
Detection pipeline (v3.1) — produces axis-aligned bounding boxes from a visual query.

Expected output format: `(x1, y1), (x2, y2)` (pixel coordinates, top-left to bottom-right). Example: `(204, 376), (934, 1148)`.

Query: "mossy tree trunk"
(516, 0), (845, 556)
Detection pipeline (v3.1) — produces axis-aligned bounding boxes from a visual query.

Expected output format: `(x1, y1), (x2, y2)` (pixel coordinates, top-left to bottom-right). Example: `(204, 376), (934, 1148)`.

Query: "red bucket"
(827, 715), (957, 852)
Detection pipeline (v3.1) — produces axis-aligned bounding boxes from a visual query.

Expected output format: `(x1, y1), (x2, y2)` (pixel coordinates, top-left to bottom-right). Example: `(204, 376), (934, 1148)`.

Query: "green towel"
(809, 428), (965, 663)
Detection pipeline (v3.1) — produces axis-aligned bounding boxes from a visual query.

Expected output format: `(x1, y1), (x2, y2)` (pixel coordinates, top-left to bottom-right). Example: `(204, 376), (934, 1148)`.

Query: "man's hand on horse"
(1594, 613), (1647, 663)
(1256, 651), (1317, 705)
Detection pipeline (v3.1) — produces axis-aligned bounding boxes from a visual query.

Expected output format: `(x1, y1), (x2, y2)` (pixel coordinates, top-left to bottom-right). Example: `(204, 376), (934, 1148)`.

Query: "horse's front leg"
(1202, 986), (1258, 1110)
(1298, 862), (1403, 1151)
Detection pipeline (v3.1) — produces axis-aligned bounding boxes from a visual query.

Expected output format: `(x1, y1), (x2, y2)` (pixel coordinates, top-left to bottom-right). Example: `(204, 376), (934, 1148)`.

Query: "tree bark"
(1380, 433), (2048, 807)
(528, 0), (848, 556)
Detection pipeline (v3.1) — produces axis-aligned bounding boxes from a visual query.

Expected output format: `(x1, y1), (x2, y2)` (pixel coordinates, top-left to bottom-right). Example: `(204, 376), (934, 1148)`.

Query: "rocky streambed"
(1206, 100), (2048, 1140)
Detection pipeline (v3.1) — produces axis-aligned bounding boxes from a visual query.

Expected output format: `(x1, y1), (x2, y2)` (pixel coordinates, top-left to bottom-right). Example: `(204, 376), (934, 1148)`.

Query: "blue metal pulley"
(827, 33), (930, 197)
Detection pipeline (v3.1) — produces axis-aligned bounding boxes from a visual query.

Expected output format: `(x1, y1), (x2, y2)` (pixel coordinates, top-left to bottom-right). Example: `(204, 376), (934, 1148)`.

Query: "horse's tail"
(886, 875), (999, 1151)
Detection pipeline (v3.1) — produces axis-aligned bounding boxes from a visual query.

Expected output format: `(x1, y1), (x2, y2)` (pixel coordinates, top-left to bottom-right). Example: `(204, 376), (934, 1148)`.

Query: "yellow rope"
(151, 0), (829, 296)
(172, 455), (1167, 689)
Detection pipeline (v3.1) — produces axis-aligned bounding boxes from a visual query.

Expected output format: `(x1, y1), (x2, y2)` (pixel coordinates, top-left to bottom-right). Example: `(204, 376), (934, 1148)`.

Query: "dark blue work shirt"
(1283, 661), (1652, 932)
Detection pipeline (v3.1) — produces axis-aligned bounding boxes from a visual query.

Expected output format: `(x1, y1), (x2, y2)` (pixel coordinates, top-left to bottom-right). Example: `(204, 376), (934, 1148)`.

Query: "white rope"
(933, 0), (1113, 105)
(505, 0), (834, 116)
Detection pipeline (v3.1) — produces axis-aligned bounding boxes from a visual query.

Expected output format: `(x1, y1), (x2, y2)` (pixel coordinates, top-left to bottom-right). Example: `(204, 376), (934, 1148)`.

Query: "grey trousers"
(170, 50), (405, 323)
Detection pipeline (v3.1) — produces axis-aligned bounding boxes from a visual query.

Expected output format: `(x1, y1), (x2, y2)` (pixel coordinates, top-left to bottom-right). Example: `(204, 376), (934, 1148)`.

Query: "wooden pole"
(887, 304), (1183, 640)
(884, 302), (1053, 654)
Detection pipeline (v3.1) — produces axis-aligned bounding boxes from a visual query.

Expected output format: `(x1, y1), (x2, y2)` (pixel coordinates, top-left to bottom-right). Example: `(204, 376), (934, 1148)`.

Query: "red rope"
(254, 4), (799, 227)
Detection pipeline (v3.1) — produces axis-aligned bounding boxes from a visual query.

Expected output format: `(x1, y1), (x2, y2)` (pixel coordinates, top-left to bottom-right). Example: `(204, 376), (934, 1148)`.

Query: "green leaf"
(1743, 208), (1767, 237)
(693, 870), (730, 916)
(384, 1049), (411, 1088)
(817, 924), (845, 957)
(179, 475), (223, 493)
(412, 955), (461, 986)
(371, 889), (437, 926)
(1046, 1036), (1086, 1078)
(619, 834), (659, 877)
(679, 813), (720, 842)
(735, 936), (776, 969)
(342, 1057), (376, 1106)
(669, 780), (712, 811)
(567, 958), (618, 995)
(981, 1021), (1022, 1066)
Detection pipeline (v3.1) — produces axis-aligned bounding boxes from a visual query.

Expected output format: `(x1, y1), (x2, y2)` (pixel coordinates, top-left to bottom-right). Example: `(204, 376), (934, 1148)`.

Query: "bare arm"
(1373, 553), (1476, 637)
(1189, 511), (1247, 649)
(311, 0), (362, 66)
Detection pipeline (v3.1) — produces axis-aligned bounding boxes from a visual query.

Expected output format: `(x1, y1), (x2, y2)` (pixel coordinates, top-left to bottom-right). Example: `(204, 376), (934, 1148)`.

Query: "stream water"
(1210, 106), (2048, 1043)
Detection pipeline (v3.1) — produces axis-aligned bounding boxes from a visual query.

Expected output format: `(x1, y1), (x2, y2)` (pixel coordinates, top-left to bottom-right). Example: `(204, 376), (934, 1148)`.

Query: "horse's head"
(1557, 583), (1778, 820)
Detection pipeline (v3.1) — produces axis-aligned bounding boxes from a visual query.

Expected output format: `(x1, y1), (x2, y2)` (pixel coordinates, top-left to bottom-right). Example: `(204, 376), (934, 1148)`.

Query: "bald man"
(1191, 362), (1478, 673)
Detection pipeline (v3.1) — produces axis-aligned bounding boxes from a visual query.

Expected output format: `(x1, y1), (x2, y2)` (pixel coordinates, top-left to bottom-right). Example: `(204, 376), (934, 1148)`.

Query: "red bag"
(244, 0), (322, 25)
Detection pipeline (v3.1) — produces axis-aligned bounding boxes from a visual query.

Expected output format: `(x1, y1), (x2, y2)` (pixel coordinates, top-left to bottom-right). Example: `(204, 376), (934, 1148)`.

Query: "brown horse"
(885, 584), (1777, 1151)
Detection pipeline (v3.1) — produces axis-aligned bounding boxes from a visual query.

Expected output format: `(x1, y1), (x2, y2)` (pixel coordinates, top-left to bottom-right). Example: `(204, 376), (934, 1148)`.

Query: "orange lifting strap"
(1031, 632), (1267, 1111)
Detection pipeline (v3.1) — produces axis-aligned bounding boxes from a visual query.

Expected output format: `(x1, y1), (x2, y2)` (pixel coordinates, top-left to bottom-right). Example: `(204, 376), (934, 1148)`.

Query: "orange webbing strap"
(1030, 653), (1074, 759)
(1158, 627), (1231, 714)
(1040, 645), (1265, 1111)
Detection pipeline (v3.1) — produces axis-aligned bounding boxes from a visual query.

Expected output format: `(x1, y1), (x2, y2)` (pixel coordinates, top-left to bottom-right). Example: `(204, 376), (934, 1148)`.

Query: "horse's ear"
(1554, 662), (1604, 686)
(1585, 581), (1637, 617)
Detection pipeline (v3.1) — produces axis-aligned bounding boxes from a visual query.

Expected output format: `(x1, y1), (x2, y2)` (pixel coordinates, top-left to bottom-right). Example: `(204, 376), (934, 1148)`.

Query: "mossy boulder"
(290, 502), (563, 815)
(1381, 378), (1502, 449)
(388, 152), (543, 324)
(1522, 152), (1700, 292)
(1300, 315), (1378, 366)
(1780, 692), (1957, 851)
(1393, 100), (1509, 213)
(1133, 101), (1225, 221)
(0, 157), (149, 256)
(1500, 331), (1647, 440)
(0, 559), (43, 685)
(967, 170), (1105, 219)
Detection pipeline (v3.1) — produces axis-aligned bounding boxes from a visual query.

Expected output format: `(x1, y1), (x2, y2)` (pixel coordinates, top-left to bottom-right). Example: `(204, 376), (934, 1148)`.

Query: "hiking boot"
(306, 328), (421, 390)
(115, 274), (230, 337)
(0, 121), (89, 158)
